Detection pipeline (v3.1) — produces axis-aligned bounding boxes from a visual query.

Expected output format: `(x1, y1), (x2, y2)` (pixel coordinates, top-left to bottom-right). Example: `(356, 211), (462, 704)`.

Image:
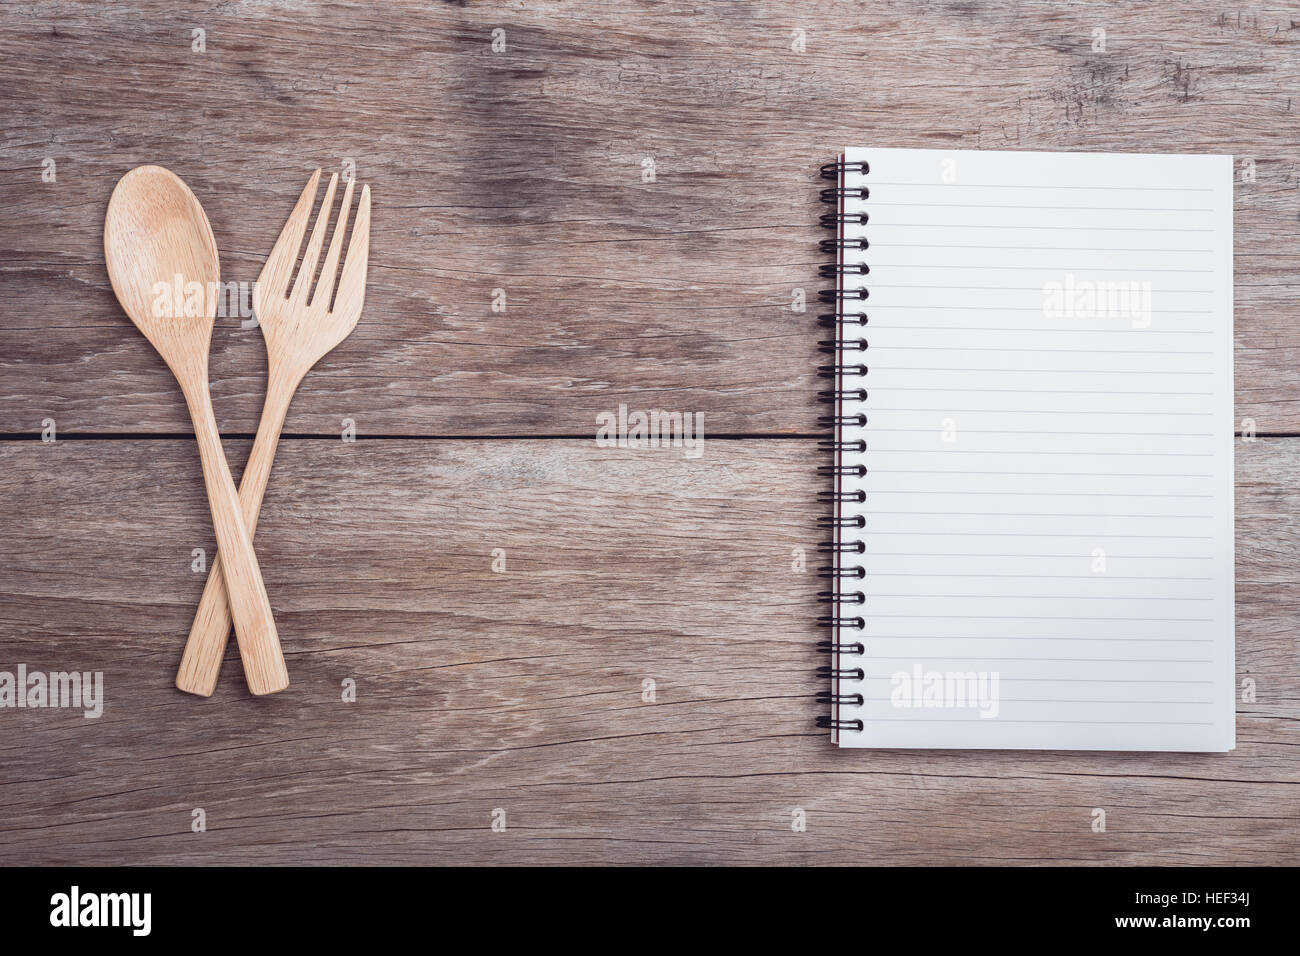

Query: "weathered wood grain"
(1, 0), (1299, 434)
(0, 0), (1295, 869)
(0, 438), (1293, 865)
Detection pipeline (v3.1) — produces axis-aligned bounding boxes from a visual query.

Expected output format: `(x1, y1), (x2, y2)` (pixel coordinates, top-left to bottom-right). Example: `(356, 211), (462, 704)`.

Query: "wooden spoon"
(104, 165), (289, 695)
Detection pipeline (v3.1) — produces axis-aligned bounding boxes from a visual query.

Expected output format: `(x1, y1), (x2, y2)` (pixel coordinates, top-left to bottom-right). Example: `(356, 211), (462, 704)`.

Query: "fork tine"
(310, 177), (355, 312)
(259, 168), (321, 297)
(289, 172), (339, 307)
(333, 184), (370, 318)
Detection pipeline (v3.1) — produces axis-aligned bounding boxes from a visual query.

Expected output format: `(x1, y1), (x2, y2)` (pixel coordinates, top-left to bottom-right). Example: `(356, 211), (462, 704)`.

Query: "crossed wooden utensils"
(104, 166), (371, 696)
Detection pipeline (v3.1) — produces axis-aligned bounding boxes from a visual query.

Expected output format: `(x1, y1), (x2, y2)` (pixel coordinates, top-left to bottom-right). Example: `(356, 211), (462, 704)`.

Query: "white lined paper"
(834, 147), (1234, 751)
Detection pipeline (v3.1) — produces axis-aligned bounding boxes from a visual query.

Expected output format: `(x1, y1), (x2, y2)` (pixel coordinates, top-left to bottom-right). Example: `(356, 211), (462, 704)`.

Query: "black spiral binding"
(814, 158), (869, 736)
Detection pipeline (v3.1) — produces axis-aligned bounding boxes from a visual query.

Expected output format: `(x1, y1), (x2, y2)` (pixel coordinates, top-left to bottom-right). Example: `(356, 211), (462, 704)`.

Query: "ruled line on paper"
(865, 594), (1213, 601)
(870, 306), (1215, 313)
(868, 327), (1214, 334)
(863, 572), (1216, 580)
(866, 491), (1215, 498)
(868, 347), (1216, 355)
(865, 181), (1214, 192)
(869, 387), (1215, 395)
(865, 634), (1216, 641)
(857, 511), (1215, 518)
(868, 429), (1215, 437)
(858, 551), (1215, 558)
(856, 698), (1216, 704)
(863, 723), (1216, 728)
(883, 248), (1216, 256)
(867, 203), (1215, 212)
(868, 264), (1216, 272)
(858, 655), (1215, 662)
(862, 450), (1215, 456)
(870, 223), (1216, 232)
(864, 531), (1215, 538)
(868, 408), (1214, 415)
(874, 368), (1214, 375)
(863, 616), (1216, 624)
(869, 284), (1215, 293)
(866, 470), (1215, 477)
(852, 674), (1217, 683)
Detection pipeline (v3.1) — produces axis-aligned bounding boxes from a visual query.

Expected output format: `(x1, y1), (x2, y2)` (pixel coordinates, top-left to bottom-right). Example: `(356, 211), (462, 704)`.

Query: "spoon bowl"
(104, 165), (220, 377)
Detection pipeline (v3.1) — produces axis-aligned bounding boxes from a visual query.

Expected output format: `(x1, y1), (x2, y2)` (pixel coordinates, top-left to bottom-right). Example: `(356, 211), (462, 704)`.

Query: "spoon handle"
(181, 378), (289, 695)
(176, 374), (295, 696)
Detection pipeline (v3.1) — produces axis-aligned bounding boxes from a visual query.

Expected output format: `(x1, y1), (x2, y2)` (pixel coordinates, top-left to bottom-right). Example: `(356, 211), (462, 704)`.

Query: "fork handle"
(177, 375), (292, 696)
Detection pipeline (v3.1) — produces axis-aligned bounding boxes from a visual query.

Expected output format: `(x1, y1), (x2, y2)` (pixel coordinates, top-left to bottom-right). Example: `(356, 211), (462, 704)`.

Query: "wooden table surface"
(1, 0), (1297, 865)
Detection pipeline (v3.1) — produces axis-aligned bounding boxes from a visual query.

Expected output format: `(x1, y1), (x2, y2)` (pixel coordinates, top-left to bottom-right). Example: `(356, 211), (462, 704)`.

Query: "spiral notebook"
(817, 147), (1235, 752)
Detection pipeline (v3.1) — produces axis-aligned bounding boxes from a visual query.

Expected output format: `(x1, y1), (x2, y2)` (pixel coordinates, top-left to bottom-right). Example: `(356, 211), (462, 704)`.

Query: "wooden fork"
(176, 169), (371, 696)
